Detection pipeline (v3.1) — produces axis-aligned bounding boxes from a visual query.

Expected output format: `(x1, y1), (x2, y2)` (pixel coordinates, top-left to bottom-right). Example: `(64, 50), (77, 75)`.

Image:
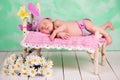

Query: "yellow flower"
(17, 6), (29, 20)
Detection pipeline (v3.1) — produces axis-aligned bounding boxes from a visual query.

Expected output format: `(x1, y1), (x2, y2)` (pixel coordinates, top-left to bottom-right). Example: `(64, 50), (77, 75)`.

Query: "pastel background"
(0, 0), (120, 51)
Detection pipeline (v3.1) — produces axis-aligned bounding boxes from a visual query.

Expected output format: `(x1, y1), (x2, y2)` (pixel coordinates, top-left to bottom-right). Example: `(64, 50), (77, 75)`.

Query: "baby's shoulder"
(54, 20), (64, 25)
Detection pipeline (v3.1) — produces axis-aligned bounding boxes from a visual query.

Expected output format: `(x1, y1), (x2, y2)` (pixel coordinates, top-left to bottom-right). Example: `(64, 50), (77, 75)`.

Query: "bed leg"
(36, 48), (42, 56)
(101, 42), (107, 66)
(23, 47), (27, 58)
(94, 48), (99, 74)
(86, 51), (94, 62)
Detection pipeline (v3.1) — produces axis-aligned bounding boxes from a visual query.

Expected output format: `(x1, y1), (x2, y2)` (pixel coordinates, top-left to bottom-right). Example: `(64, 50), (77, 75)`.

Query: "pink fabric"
(28, 3), (39, 16)
(21, 32), (105, 53)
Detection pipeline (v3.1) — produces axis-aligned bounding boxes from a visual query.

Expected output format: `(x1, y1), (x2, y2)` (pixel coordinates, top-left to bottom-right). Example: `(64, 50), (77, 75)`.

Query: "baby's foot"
(107, 22), (114, 30)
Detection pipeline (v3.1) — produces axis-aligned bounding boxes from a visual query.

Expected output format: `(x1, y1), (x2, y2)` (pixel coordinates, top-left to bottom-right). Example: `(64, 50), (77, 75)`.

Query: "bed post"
(94, 47), (99, 74)
(36, 2), (42, 56)
(93, 31), (101, 74)
(22, 9), (28, 58)
(101, 41), (107, 66)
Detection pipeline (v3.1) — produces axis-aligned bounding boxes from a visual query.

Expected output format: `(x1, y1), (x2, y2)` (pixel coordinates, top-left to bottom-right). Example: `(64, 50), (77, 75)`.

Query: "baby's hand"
(50, 31), (57, 41)
(57, 32), (71, 40)
(50, 34), (55, 41)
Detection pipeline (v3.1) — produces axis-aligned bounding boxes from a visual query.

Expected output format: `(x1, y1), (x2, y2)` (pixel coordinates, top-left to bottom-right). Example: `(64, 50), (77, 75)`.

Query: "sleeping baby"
(38, 18), (114, 45)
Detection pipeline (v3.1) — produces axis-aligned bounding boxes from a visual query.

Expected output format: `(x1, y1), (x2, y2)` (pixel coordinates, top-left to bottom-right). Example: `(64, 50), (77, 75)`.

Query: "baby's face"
(39, 18), (53, 34)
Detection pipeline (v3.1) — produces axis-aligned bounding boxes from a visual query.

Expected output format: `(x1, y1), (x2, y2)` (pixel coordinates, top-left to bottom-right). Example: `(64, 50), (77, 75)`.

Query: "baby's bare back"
(54, 20), (82, 36)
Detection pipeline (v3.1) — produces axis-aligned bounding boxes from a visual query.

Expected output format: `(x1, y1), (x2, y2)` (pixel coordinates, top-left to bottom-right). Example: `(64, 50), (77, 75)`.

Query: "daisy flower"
(26, 55), (32, 65)
(28, 68), (37, 77)
(2, 68), (8, 75)
(4, 58), (9, 66)
(25, 58), (33, 66)
(8, 64), (16, 71)
(45, 69), (52, 77)
(9, 54), (16, 64)
(21, 64), (28, 73)
(17, 6), (29, 20)
(39, 56), (46, 65)
(38, 68), (44, 75)
(16, 57), (23, 64)
(15, 62), (21, 71)
(47, 60), (53, 68)
(43, 63), (49, 69)
(9, 71), (16, 76)
(32, 55), (40, 65)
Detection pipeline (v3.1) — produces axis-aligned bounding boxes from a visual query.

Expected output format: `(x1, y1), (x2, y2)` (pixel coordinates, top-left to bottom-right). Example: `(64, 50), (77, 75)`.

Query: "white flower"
(38, 68), (44, 75)
(21, 64), (28, 73)
(28, 68), (37, 77)
(43, 64), (49, 69)
(47, 60), (53, 68)
(8, 64), (16, 71)
(15, 62), (21, 71)
(32, 55), (40, 65)
(16, 57), (23, 64)
(45, 69), (52, 77)
(4, 58), (10, 66)
(9, 54), (16, 64)
(25, 59), (33, 66)
(2, 68), (8, 75)
(8, 71), (16, 76)
(39, 56), (46, 65)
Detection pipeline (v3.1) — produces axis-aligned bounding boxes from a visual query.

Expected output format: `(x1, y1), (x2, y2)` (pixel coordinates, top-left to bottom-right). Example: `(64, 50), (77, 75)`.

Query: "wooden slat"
(47, 50), (64, 80)
(76, 51), (100, 80)
(105, 51), (120, 80)
(0, 52), (7, 71)
(62, 51), (81, 80)
(96, 51), (118, 80)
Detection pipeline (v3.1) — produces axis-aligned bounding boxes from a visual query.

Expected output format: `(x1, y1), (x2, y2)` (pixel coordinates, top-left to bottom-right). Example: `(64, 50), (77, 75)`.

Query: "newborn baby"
(38, 18), (114, 45)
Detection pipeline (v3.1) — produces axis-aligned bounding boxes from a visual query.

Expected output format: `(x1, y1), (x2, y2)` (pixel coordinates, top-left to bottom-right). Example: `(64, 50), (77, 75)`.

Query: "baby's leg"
(102, 22), (114, 30)
(84, 20), (112, 45)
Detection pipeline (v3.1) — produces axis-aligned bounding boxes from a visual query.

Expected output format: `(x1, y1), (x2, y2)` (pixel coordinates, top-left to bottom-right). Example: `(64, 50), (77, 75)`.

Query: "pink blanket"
(21, 31), (105, 53)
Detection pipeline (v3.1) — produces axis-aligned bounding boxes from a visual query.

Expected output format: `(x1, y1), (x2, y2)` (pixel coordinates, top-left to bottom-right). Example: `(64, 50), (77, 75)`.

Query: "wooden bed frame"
(21, 2), (107, 75)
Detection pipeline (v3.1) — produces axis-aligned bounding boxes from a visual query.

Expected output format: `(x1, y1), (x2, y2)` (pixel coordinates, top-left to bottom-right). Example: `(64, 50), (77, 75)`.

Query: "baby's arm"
(57, 32), (71, 40)
(50, 25), (66, 41)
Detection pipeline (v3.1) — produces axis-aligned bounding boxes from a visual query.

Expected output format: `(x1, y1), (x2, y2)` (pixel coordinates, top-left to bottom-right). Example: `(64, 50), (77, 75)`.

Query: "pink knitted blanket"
(21, 31), (105, 53)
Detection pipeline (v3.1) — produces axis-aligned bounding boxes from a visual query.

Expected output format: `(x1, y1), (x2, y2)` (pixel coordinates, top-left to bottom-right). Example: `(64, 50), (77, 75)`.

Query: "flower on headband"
(17, 6), (29, 20)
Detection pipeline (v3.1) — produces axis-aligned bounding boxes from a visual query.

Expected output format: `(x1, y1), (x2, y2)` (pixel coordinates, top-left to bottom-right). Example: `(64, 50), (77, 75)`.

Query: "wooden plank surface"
(0, 51), (120, 80)
(106, 51), (120, 80)
(62, 51), (81, 80)
(76, 51), (100, 80)
(47, 50), (64, 80)
(97, 51), (118, 80)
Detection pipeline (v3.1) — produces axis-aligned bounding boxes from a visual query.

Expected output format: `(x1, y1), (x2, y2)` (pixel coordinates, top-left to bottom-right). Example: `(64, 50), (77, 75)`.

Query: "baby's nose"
(45, 26), (48, 29)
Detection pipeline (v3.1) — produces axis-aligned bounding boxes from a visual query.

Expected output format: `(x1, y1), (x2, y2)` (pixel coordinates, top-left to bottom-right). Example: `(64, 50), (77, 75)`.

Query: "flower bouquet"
(2, 54), (53, 78)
